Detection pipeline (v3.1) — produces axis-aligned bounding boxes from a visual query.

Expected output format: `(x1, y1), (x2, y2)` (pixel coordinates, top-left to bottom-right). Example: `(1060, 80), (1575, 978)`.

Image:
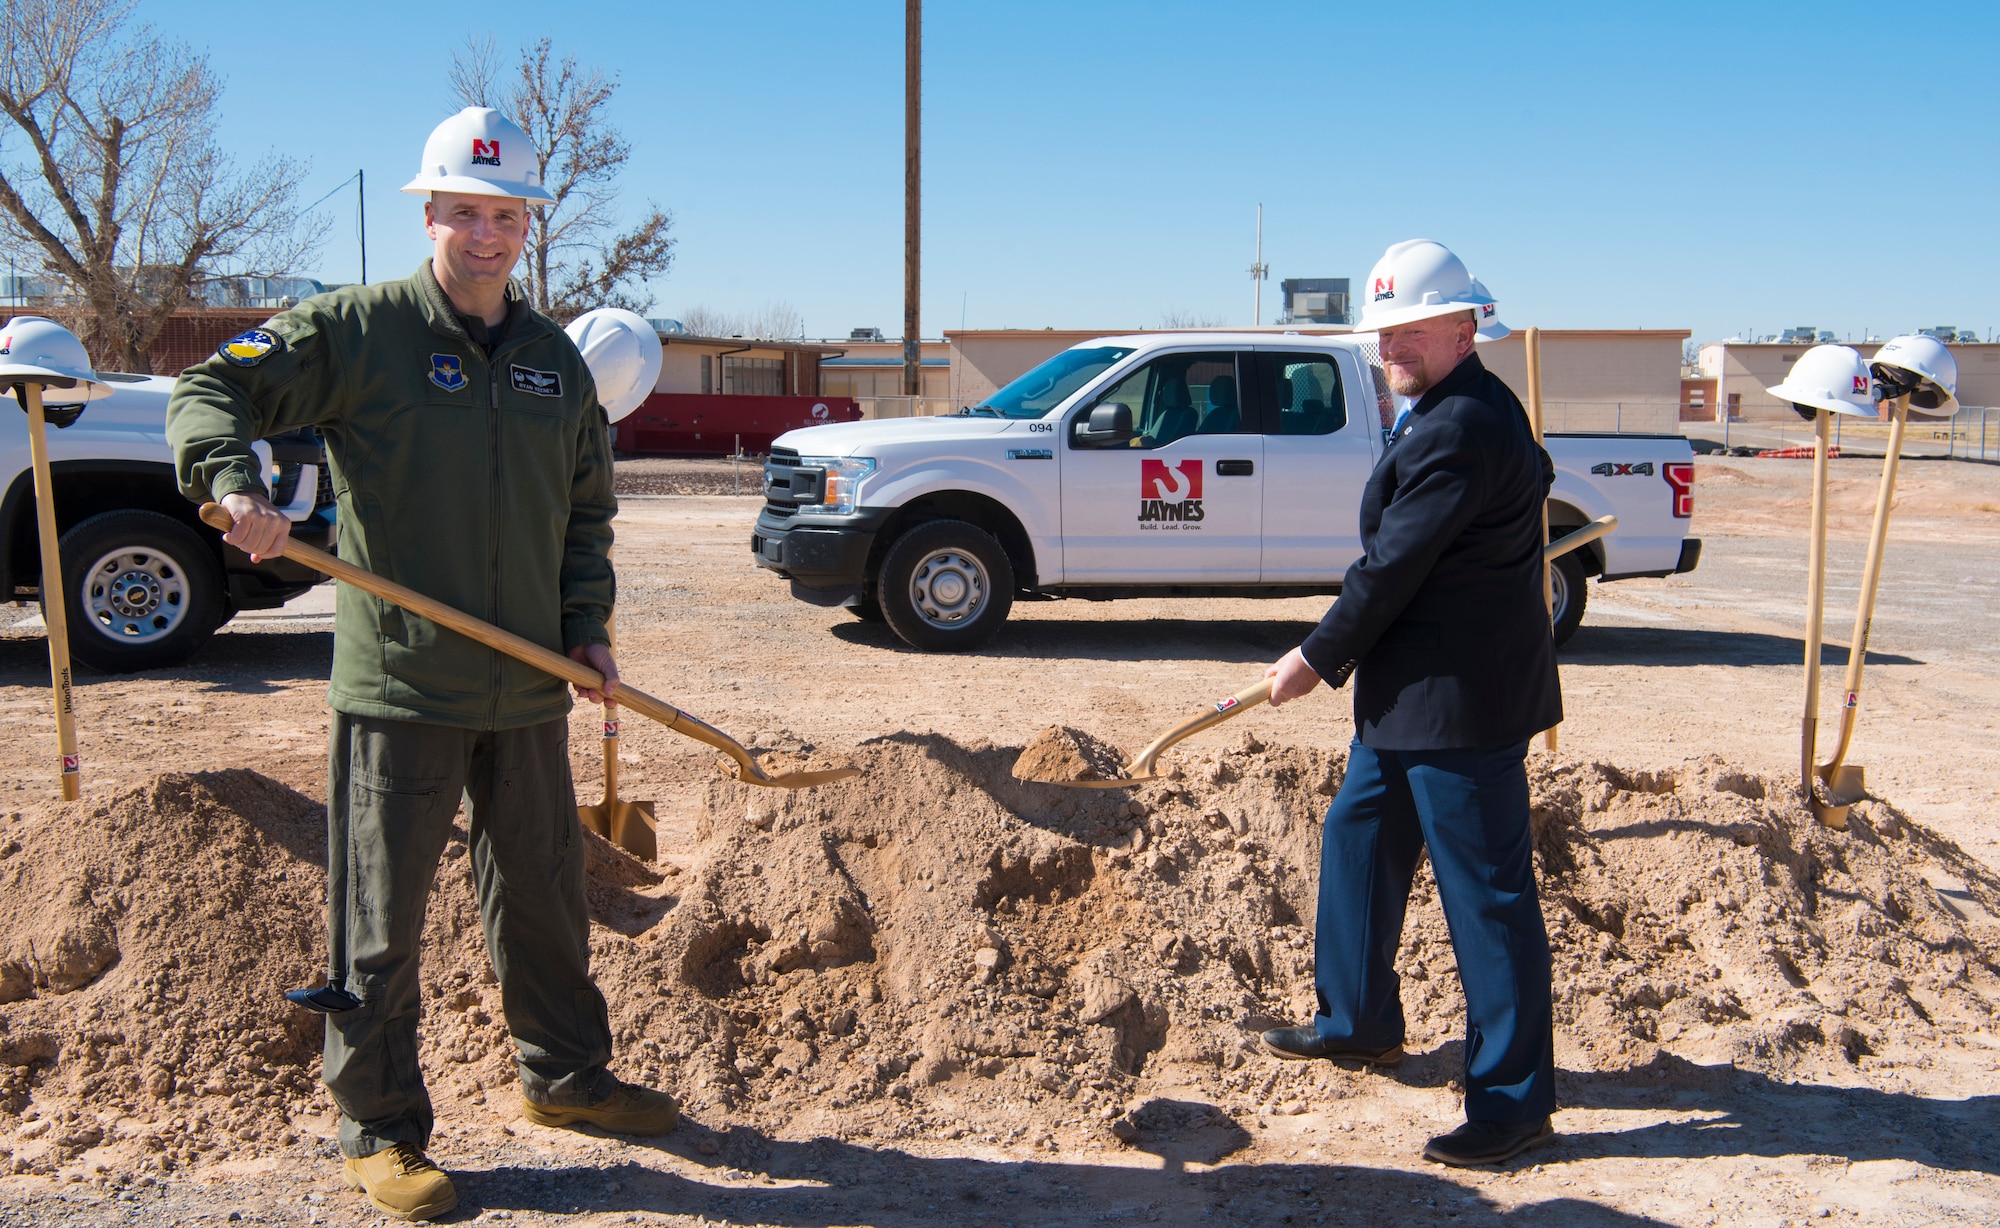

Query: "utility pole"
(357, 169), (367, 285)
(903, 0), (922, 399)
(1248, 204), (1268, 327)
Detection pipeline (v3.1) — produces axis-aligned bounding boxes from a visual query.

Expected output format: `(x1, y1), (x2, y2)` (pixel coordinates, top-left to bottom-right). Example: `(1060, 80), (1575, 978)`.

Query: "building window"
(724, 356), (784, 396)
(700, 355), (713, 395)
(1727, 392), (1741, 419)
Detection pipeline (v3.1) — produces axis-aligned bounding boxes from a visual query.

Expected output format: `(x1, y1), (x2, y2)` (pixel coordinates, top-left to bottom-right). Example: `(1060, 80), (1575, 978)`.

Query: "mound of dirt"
(3, 740), (1997, 1178)
(1012, 725), (1128, 784)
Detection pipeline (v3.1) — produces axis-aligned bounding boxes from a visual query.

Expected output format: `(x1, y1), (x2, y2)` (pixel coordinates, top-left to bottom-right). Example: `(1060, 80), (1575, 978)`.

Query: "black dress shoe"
(1259, 1025), (1404, 1066)
(1422, 1117), (1555, 1167)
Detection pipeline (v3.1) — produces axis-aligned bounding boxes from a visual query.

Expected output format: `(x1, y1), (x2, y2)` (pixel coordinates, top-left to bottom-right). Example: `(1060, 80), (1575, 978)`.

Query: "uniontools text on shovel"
(1021, 517), (1618, 788)
(199, 503), (860, 791)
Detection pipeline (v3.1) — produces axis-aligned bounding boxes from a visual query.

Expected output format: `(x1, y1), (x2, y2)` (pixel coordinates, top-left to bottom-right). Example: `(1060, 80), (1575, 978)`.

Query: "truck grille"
(763, 446), (801, 518)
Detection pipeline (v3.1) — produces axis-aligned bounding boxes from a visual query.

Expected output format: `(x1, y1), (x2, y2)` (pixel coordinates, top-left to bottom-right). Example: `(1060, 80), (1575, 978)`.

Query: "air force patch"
(509, 365), (562, 398)
(429, 353), (467, 392)
(218, 329), (282, 366)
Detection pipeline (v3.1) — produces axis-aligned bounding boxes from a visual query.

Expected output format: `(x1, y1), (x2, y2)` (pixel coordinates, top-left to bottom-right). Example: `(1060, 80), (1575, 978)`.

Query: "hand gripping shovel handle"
(198, 504), (857, 790)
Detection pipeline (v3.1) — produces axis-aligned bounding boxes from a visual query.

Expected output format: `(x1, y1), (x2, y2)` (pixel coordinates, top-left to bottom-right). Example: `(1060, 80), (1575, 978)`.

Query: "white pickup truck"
(2, 373), (333, 672)
(751, 333), (1699, 651)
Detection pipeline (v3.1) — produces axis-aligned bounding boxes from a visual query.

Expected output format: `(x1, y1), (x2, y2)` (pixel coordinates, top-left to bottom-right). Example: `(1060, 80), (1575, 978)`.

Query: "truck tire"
(1549, 551), (1587, 648)
(54, 511), (227, 673)
(876, 519), (1015, 651)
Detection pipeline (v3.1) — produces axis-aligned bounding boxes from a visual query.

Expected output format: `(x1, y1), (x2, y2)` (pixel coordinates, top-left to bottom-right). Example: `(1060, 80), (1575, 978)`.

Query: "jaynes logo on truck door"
(1138, 459), (1204, 523)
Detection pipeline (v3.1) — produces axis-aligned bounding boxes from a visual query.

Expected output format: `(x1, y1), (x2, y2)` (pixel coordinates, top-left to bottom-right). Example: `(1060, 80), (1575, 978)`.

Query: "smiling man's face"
(1378, 311), (1478, 399)
(425, 191), (527, 308)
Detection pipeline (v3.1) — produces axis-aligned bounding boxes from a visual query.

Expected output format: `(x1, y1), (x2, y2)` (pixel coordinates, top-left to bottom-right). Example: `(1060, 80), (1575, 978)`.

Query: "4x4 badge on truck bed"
(1590, 461), (1655, 476)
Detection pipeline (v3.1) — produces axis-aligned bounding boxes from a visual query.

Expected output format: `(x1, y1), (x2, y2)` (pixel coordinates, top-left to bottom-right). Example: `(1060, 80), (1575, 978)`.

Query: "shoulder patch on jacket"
(217, 329), (283, 366)
(509, 364), (562, 398)
(428, 353), (468, 392)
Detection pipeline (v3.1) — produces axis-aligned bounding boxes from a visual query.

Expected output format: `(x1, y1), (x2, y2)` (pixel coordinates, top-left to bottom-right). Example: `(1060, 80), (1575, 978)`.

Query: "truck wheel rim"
(80, 546), (188, 644)
(1550, 564), (1569, 623)
(908, 549), (986, 629)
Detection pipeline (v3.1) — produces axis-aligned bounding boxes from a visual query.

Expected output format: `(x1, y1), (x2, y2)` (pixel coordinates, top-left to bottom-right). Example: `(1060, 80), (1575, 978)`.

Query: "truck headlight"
(795, 456), (876, 515)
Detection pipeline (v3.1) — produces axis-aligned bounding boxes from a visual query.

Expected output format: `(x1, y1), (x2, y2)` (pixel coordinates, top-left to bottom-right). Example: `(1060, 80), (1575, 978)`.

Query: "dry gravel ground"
(2, 454), (1998, 1226)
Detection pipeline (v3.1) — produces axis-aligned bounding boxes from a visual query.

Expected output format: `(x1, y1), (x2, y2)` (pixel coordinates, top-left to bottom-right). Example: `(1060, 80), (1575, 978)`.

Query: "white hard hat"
(1869, 334), (1959, 414)
(1764, 344), (1878, 419)
(0, 316), (113, 405)
(565, 308), (663, 422)
(400, 107), (556, 204)
(1355, 239), (1508, 341)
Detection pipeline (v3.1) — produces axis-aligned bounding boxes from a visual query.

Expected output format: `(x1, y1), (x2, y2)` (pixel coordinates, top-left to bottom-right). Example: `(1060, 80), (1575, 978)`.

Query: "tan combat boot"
(342, 1142), (457, 1221)
(522, 1077), (680, 1135)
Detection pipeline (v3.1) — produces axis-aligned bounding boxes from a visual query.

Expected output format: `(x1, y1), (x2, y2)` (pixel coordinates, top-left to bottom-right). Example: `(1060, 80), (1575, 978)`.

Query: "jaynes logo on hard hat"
(1852, 375), (1869, 395)
(470, 139), (502, 168)
(218, 328), (283, 367)
(1373, 276), (1395, 302)
(1138, 459), (1204, 526)
(429, 353), (467, 392)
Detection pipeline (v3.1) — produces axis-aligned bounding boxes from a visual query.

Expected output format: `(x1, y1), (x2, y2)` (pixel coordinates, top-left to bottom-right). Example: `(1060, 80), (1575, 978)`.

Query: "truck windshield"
(967, 346), (1136, 419)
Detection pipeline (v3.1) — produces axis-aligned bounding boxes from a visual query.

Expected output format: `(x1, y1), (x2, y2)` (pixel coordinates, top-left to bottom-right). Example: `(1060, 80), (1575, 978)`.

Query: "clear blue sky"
(156, 1), (1999, 344)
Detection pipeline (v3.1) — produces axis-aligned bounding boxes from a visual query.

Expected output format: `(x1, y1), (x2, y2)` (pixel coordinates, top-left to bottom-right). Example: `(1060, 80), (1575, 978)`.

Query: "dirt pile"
(3, 739), (1997, 1177)
(1011, 725), (1128, 784)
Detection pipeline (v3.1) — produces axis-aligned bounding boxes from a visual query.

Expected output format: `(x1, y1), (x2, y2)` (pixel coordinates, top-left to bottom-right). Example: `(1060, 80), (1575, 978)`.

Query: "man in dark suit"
(1259, 239), (1560, 1167)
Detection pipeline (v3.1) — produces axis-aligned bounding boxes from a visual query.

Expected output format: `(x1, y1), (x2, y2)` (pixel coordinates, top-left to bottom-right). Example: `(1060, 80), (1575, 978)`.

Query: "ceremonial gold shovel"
(577, 613), (658, 858)
(1021, 517), (1618, 789)
(200, 503), (861, 790)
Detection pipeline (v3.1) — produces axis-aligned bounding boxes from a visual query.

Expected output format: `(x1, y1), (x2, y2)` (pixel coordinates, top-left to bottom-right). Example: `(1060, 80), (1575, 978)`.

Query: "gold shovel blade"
(579, 799), (659, 861)
(1807, 762), (1865, 830)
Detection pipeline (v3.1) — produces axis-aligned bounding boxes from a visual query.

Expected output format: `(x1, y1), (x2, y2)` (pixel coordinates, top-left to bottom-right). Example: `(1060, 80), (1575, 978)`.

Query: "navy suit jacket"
(1299, 352), (1562, 750)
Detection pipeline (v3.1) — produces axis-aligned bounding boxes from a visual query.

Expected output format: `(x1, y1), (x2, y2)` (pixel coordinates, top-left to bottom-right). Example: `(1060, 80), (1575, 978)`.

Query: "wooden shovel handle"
(197, 501), (755, 771)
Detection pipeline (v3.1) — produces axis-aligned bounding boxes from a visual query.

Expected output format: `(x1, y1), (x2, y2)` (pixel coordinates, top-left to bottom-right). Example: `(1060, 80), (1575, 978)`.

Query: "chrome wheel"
(907, 548), (987, 630)
(80, 545), (189, 644)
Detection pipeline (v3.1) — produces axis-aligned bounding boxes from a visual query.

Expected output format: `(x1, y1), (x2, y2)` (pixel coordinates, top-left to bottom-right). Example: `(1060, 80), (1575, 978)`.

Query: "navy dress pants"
(1312, 738), (1555, 1123)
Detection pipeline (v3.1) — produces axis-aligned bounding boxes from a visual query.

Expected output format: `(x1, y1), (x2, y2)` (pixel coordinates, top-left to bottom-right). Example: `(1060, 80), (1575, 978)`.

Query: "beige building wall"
(1480, 330), (1689, 434)
(1697, 342), (2000, 421)
(819, 339), (953, 401)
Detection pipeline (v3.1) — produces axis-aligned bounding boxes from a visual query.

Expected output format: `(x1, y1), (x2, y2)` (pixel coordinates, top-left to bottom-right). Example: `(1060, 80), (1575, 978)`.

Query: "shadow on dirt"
(0, 627), (332, 693)
(829, 614), (1315, 664)
(1560, 625), (1920, 669)
(439, 1115), (1683, 1226)
(1381, 1045), (1998, 1177)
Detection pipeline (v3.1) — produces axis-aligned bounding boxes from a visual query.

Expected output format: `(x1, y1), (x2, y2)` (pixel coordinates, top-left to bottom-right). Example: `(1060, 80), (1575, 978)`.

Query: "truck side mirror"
(1075, 402), (1134, 446)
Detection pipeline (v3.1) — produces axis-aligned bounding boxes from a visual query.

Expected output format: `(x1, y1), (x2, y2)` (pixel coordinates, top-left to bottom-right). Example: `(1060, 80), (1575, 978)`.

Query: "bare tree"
(676, 302), (802, 340)
(1157, 309), (1225, 329)
(450, 35), (674, 323)
(0, 0), (323, 371)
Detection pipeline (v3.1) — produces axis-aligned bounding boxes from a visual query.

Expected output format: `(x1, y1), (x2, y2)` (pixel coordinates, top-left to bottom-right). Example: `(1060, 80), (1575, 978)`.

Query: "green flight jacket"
(168, 260), (616, 730)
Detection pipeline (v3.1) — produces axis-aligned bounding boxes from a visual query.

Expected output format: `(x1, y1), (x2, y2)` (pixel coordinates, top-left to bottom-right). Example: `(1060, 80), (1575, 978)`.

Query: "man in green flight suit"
(168, 106), (676, 1222)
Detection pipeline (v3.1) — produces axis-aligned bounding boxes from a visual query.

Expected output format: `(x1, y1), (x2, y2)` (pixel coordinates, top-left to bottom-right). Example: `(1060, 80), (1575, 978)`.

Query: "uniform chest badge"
(218, 329), (283, 366)
(508, 364), (562, 398)
(429, 353), (467, 392)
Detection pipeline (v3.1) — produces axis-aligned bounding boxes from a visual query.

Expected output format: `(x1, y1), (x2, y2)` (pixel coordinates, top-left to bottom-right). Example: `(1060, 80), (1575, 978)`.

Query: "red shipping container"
(616, 393), (862, 456)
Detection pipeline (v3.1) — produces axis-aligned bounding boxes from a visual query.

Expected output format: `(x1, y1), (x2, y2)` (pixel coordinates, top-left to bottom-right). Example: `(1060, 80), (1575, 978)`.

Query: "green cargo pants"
(322, 712), (613, 1159)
